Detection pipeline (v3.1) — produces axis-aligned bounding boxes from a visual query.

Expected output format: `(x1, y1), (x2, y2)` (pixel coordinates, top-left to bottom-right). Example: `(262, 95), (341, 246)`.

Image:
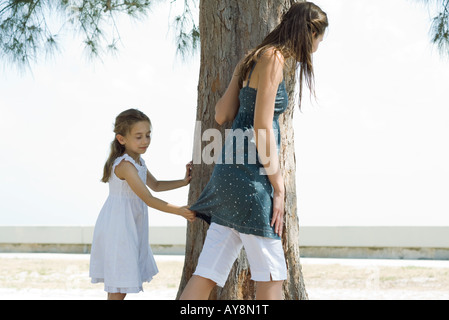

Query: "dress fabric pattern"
(89, 154), (158, 293)
(190, 65), (288, 240)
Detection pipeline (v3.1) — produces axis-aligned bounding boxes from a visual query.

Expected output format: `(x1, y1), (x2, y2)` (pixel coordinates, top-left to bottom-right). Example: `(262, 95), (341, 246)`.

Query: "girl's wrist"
(271, 176), (285, 195)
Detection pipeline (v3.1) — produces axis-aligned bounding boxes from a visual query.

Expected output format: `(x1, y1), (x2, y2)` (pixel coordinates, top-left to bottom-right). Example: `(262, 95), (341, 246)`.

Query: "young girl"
(89, 108), (195, 300)
(181, 2), (328, 300)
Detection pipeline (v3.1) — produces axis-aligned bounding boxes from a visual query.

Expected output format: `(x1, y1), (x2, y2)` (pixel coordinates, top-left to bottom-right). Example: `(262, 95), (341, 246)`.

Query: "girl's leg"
(107, 292), (126, 300)
(255, 280), (284, 300)
(239, 233), (287, 300)
(179, 223), (243, 300)
(179, 275), (217, 300)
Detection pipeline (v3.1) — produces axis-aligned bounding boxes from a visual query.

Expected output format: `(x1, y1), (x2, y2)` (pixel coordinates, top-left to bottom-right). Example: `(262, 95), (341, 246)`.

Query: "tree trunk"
(176, 0), (308, 300)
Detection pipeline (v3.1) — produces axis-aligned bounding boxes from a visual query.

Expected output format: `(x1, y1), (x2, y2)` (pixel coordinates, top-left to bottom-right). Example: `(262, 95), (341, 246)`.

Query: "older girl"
(181, 2), (328, 300)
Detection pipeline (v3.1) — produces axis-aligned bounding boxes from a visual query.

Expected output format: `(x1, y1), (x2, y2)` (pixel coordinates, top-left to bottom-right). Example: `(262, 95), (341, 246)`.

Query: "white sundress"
(89, 154), (158, 293)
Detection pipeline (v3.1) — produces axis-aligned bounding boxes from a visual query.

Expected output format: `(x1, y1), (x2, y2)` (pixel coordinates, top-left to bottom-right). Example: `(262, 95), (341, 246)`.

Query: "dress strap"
(246, 62), (257, 87)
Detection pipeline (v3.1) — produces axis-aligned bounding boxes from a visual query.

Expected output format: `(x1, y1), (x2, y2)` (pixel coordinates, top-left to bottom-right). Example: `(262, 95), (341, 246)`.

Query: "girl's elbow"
(215, 112), (226, 125)
(144, 194), (156, 207)
(148, 181), (159, 192)
(214, 104), (227, 125)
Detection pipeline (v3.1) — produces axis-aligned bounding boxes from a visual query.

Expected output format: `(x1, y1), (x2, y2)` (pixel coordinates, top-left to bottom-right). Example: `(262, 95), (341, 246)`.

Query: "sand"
(0, 253), (448, 300)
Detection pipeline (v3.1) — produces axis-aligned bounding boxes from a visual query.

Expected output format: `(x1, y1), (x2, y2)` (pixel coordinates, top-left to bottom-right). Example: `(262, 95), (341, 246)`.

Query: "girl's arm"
(253, 49), (285, 237)
(115, 160), (195, 222)
(215, 63), (242, 125)
(146, 161), (192, 192)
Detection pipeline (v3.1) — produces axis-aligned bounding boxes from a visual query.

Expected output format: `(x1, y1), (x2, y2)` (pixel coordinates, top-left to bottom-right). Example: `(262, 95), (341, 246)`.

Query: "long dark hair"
(237, 2), (328, 108)
(101, 109), (151, 183)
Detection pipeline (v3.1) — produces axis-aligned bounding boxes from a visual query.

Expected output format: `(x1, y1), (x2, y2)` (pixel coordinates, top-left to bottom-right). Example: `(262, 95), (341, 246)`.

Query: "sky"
(0, 0), (448, 227)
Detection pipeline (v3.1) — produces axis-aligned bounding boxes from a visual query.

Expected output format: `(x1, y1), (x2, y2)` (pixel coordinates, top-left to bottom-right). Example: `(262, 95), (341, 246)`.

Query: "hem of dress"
(91, 275), (155, 294)
(211, 215), (280, 240)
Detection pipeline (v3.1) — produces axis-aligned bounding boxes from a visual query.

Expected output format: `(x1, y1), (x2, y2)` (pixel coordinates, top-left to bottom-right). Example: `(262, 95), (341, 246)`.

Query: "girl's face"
(312, 33), (324, 53)
(117, 121), (152, 156)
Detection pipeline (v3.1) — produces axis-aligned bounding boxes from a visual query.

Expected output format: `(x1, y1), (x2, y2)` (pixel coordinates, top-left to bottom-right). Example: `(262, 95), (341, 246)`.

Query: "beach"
(1, 253), (448, 300)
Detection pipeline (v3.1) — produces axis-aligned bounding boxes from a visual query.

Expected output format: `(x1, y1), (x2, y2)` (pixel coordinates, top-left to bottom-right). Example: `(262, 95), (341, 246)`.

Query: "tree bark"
(176, 0), (308, 300)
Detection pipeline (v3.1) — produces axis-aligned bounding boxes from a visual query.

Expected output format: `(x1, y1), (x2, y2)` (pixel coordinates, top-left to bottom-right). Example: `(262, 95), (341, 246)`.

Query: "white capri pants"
(193, 223), (287, 288)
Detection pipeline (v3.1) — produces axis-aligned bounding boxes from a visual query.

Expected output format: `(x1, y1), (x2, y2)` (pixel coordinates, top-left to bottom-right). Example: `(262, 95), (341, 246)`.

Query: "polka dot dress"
(190, 65), (288, 240)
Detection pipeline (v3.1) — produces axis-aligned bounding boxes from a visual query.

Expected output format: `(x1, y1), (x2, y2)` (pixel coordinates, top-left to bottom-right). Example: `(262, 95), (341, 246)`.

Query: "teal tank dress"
(190, 63), (288, 240)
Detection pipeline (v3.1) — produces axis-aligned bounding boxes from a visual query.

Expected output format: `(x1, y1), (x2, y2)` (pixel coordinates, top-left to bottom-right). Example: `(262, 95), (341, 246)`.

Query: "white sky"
(0, 0), (448, 227)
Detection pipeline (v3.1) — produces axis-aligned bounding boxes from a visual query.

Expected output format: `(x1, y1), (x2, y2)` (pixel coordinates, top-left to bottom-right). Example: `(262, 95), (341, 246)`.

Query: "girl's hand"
(271, 191), (285, 237)
(183, 161), (193, 185)
(178, 206), (196, 222)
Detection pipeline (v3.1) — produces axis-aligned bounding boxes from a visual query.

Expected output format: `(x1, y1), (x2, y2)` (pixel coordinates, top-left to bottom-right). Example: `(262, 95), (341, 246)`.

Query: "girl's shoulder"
(113, 154), (146, 170)
(113, 154), (146, 181)
(255, 48), (285, 85)
(258, 47), (285, 69)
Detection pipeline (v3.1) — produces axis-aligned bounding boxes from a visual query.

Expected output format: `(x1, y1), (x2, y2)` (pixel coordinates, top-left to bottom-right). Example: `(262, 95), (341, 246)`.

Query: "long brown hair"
(237, 2), (328, 108)
(101, 109), (151, 183)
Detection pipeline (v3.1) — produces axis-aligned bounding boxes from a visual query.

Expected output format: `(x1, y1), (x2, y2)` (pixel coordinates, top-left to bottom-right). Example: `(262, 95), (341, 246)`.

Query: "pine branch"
(170, 0), (199, 59)
(0, 0), (200, 70)
(416, 0), (449, 57)
(0, 0), (155, 69)
(430, 0), (449, 57)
